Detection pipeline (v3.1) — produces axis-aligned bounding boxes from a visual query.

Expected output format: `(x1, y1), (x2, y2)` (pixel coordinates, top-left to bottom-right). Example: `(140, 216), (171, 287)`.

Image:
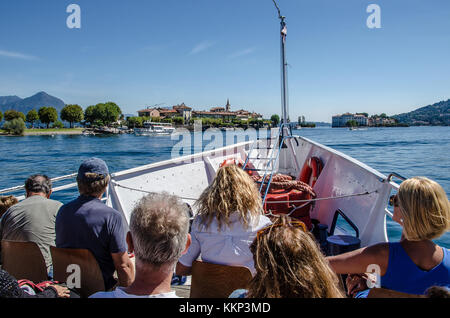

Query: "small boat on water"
(134, 121), (176, 136)
(82, 129), (97, 136)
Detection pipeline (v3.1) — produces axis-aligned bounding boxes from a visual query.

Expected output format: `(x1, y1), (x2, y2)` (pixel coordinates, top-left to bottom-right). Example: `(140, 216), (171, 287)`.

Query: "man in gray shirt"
(0, 175), (62, 274)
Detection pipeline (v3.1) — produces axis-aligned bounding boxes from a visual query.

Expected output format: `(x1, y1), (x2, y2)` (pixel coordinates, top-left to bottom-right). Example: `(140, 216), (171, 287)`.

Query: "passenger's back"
(0, 195), (62, 271)
(55, 195), (128, 290)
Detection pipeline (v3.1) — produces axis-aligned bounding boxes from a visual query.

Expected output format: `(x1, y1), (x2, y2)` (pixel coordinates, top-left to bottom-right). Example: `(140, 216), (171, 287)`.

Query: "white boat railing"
(381, 173), (406, 218)
(0, 144), (406, 221)
(0, 173), (78, 196)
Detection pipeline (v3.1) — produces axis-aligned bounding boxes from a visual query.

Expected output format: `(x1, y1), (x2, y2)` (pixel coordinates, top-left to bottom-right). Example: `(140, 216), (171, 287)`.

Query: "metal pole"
(280, 17), (288, 132)
(272, 0), (290, 137)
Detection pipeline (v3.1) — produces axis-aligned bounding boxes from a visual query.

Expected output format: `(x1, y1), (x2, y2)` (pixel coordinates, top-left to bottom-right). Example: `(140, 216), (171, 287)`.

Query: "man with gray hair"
(0, 174), (63, 274)
(90, 192), (191, 298)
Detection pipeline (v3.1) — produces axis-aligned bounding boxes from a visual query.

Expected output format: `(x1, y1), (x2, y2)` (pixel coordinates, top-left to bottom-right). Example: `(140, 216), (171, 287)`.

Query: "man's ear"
(126, 231), (134, 253)
(47, 190), (52, 199)
(182, 234), (191, 255)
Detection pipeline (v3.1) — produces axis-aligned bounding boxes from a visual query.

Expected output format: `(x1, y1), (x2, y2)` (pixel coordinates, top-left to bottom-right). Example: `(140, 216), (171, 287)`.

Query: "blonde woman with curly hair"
(176, 164), (271, 276)
(328, 176), (450, 297)
(230, 215), (345, 298)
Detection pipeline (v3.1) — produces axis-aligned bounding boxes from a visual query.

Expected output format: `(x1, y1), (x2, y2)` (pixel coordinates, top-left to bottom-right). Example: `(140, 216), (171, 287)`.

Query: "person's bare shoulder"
(364, 242), (390, 272)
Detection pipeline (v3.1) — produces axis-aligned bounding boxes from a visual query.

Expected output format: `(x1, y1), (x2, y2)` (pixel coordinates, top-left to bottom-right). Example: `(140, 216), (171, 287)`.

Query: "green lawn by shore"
(0, 128), (84, 136)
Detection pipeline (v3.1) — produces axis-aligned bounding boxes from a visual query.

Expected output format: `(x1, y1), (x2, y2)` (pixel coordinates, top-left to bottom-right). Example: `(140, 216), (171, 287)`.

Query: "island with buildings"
(9, 90), (448, 137)
(131, 99), (269, 129)
(332, 112), (408, 128)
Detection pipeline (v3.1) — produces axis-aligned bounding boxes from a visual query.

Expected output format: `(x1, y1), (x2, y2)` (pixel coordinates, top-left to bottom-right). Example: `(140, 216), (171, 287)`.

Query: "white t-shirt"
(89, 287), (179, 298)
(178, 213), (272, 275)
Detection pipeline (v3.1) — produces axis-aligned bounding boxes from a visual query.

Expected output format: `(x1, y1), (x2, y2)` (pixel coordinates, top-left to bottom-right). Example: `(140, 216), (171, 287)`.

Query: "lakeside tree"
(249, 118), (264, 128)
(92, 104), (107, 126)
(26, 109), (39, 128)
(0, 111), (2, 122)
(38, 106), (58, 129)
(189, 117), (201, 125)
(103, 102), (122, 125)
(346, 120), (358, 127)
(299, 122), (316, 128)
(161, 117), (173, 123)
(61, 104), (84, 128)
(52, 120), (64, 129)
(84, 102), (122, 127)
(3, 118), (26, 135)
(232, 118), (243, 126)
(172, 116), (184, 125)
(199, 117), (222, 127)
(126, 116), (144, 128)
(4, 110), (26, 122)
(84, 105), (96, 126)
(271, 114), (280, 127)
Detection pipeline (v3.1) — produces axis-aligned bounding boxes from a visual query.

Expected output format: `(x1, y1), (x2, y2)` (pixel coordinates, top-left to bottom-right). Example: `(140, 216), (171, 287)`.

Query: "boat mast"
(272, 0), (290, 136)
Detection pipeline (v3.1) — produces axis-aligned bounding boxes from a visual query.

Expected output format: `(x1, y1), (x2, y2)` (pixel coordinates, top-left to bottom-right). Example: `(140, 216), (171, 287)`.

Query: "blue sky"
(0, 0), (449, 122)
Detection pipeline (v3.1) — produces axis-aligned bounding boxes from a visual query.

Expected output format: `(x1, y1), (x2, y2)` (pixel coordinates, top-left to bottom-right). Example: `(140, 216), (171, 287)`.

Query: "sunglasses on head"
(256, 220), (307, 240)
(389, 194), (399, 207)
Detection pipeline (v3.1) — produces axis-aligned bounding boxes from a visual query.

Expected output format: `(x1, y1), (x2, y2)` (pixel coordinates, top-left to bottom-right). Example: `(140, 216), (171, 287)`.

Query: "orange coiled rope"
(252, 174), (316, 197)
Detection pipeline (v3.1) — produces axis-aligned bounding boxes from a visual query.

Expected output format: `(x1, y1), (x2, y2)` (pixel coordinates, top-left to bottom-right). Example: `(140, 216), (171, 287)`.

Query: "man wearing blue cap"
(56, 158), (135, 291)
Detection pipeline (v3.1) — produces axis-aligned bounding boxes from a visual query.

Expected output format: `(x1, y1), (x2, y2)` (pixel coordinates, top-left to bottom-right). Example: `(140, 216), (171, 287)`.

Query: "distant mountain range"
(393, 99), (450, 126)
(0, 91), (66, 115)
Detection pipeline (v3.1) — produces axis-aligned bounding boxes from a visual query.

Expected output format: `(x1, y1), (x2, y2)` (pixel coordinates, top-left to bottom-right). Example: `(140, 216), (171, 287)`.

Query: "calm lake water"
(0, 126), (449, 247)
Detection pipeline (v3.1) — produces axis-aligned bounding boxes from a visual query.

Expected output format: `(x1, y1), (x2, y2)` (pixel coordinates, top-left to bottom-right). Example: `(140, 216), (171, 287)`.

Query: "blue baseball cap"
(77, 157), (109, 181)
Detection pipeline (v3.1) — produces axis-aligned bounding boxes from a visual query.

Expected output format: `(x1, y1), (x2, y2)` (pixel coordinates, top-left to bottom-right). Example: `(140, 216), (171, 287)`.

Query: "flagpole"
(272, 0), (290, 137)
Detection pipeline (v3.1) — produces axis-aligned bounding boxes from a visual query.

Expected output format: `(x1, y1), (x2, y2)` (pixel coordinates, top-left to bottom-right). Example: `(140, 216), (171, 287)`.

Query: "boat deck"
(172, 279), (191, 298)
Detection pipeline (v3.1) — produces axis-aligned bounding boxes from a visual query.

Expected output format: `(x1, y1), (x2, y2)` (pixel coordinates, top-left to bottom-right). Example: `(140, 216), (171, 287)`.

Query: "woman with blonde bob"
(231, 215), (345, 298)
(176, 164), (272, 275)
(328, 177), (450, 296)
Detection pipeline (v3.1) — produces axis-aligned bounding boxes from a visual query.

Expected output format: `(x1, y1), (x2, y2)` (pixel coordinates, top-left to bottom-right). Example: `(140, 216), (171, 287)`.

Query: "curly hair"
(0, 195), (19, 217)
(246, 215), (345, 298)
(195, 164), (263, 231)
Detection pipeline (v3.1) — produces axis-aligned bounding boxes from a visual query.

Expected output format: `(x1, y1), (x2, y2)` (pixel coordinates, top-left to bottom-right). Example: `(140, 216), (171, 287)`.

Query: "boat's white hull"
(134, 129), (172, 136)
(106, 134), (399, 248)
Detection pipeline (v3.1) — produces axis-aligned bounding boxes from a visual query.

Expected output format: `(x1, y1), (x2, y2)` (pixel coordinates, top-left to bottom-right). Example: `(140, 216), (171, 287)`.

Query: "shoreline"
(0, 125), (447, 137)
(0, 129), (84, 136)
(24, 130), (83, 136)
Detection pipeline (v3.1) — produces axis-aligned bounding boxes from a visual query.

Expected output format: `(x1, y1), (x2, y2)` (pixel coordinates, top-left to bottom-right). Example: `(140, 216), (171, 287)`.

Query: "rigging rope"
(110, 179), (378, 204)
(272, 0), (282, 19)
